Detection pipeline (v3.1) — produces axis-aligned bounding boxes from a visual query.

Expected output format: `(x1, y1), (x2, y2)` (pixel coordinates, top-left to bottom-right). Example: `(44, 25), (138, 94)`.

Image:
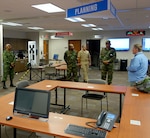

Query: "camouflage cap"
(106, 40), (111, 44)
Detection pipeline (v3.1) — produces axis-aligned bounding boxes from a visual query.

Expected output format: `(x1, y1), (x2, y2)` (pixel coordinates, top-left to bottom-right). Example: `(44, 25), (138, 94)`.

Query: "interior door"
(68, 40), (81, 52)
(43, 40), (49, 64)
(86, 39), (100, 67)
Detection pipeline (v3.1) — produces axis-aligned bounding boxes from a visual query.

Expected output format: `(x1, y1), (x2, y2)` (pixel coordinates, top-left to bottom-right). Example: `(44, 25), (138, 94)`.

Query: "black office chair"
(16, 80), (29, 88)
(81, 79), (108, 115)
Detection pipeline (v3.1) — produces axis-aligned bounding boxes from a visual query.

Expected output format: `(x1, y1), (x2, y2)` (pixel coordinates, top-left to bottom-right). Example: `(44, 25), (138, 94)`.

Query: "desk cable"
(85, 121), (98, 129)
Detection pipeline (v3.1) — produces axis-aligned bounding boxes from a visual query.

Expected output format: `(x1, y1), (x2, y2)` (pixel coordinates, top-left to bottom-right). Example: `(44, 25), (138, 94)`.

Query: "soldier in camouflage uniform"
(64, 44), (78, 82)
(100, 40), (116, 85)
(2, 44), (16, 89)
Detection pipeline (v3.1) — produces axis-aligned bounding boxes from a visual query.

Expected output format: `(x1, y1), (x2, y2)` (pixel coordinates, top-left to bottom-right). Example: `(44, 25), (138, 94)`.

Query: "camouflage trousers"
(66, 65), (78, 82)
(2, 66), (15, 81)
(101, 63), (114, 85)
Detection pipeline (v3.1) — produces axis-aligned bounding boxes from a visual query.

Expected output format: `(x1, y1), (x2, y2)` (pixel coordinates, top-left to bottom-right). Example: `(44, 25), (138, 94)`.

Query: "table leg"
(119, 94), (122, 118)
(55, 88), (58, 104)
(51, 88), (65, 109)
(64, 88), (66, 108)
(51, 89), (59, 106)
(40, 69), (45, 81)
(51, 88), (70, 113)
(64, 70), (65, 77)
(60, 88), (70, 114)
(0, 125), (1, 138)
(40, 69), (42, 80)
(30, 67), (32, 80)
(14, 128), (16, 138)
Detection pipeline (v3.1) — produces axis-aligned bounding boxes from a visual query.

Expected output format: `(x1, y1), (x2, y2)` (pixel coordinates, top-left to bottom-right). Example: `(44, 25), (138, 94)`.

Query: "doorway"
(86, 40), (100, 67)
(68, 40), (81, 52)
(43, 40), (49, 64)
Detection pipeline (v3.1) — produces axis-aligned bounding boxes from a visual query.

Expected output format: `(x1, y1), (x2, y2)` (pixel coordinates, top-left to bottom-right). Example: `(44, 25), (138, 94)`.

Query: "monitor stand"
(38, 117), (48, 122)
(13, 112), (48, 122)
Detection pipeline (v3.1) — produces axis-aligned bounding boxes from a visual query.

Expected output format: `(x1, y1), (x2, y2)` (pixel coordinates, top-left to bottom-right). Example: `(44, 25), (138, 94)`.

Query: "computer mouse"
(6, 116), (13, 121)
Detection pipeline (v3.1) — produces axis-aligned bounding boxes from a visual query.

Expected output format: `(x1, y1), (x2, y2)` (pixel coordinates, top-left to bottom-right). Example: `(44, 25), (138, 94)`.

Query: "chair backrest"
(87, 79), (107, 95)
(88, 79), (106, 84)
(45, 66), (55, 74)
(44, 66), (51, 73)
(16, 80), (29, 88)
(53, 54), (59, 60)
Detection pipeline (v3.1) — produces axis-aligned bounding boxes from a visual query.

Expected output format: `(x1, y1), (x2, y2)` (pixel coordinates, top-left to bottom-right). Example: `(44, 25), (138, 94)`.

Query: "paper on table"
(46, 85), (52, 88)
(130, 120), (141, 126)
(132, 93), (139, 97)
(87, 86), (94, 88)
(9, 101), (14, 105)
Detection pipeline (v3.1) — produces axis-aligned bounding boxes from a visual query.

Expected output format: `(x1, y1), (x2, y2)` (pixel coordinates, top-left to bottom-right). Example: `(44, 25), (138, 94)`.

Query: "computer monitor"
(142, 38), (150, 51)
(13, 87), (50, 119)
(108, 38), (130, 51)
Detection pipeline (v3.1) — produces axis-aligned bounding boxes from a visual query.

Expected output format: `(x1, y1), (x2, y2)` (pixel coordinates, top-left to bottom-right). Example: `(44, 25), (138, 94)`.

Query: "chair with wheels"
(16, 80), (30, 88)
(81, 79), (108, 115)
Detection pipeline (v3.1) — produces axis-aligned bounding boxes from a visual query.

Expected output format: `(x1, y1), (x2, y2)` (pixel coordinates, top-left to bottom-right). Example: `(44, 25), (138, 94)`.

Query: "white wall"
(41, 30), (150, 66)
(4, 29), (150, 66)
(49, 39), (68, 60)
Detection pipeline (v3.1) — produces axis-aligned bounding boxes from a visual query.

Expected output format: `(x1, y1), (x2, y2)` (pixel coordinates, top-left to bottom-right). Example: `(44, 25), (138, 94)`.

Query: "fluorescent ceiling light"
(32, 3), (65, 13)
(2, 22), (22, 26)
(45, 30), (61, 32)
(92, 28), (103, 30)
(28, 27), (44, 30)
(65, 18), (85, 22)
(82, 24), (96, 27)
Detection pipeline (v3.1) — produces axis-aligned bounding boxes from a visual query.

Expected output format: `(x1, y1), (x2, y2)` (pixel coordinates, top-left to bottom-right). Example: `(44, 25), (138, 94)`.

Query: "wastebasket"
(120, 59), (127, 71)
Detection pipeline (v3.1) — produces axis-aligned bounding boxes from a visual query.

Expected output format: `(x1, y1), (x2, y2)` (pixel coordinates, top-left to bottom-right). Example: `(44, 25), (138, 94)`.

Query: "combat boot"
(3, 81), (7, 89)
(10, 79), (16, 87)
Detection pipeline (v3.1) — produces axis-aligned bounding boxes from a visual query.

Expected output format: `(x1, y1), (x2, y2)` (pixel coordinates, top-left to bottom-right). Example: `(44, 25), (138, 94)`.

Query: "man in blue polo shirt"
(127, 44), (148, 86)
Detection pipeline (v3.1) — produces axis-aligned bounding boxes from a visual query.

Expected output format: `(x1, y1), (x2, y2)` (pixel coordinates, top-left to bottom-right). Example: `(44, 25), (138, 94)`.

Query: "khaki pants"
(81, 62), (89, 81)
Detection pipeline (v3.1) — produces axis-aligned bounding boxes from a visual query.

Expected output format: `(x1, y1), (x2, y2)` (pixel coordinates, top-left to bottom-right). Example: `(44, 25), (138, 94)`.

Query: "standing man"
(127, 44), (148, 86)
(64, 44), (78, 82)
(2, 44), (16, 89)
(78, 45), (91, 82)
(100, 40), (116, 85)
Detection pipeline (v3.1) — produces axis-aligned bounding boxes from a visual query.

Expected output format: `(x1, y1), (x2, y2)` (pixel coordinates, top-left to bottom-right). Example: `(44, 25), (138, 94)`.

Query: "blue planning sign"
(66, 0), (116, 18)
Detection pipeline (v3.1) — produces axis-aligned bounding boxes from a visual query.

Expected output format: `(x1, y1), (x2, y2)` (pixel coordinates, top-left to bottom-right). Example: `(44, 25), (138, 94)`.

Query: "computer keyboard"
(65, 124), (107, 138)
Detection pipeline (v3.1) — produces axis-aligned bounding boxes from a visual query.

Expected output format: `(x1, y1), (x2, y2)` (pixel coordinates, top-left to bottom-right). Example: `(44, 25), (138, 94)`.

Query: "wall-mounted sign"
(55, 32), (73, 36)
(28, 41), (36, 66)
(126, 30), (145, 36)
